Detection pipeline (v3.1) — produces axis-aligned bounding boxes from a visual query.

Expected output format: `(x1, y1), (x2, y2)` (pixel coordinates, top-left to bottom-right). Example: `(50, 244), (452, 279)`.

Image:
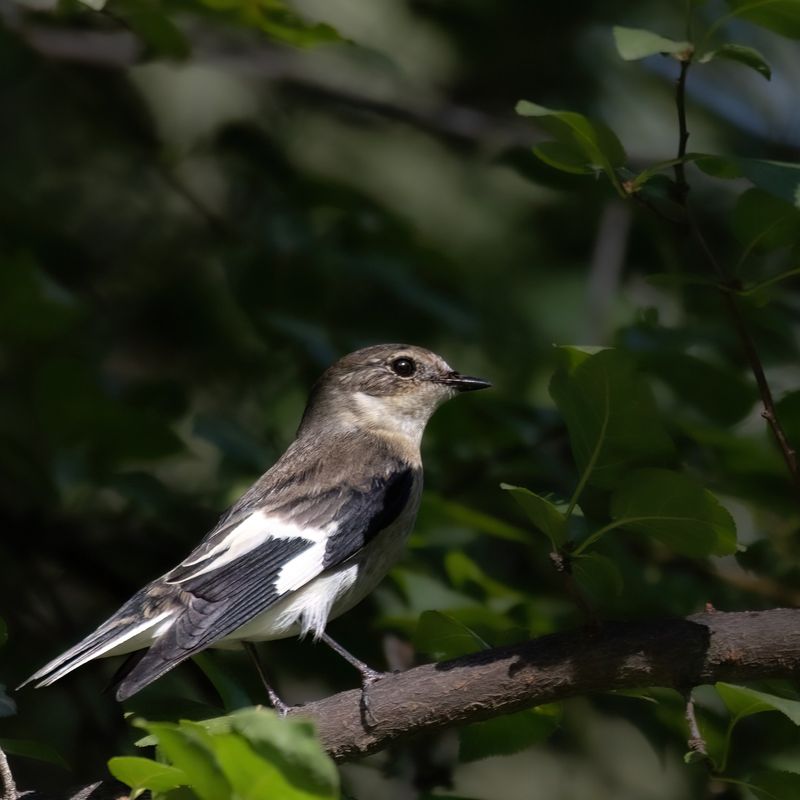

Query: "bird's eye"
(390, 357), (416, 377)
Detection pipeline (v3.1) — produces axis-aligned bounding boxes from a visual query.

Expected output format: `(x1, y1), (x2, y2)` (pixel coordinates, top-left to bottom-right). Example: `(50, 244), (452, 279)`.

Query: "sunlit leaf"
(143, 723), (230, 800)
(108, 756), (187, 798)
(612, 26), (691, 60)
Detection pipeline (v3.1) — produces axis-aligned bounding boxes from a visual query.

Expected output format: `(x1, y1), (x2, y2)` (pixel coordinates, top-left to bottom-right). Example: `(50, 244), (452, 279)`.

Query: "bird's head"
(298, 344), (490, 444)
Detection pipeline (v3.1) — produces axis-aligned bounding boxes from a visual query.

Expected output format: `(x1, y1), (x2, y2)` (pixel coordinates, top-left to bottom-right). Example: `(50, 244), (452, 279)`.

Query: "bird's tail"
(18, 590), (176, 691)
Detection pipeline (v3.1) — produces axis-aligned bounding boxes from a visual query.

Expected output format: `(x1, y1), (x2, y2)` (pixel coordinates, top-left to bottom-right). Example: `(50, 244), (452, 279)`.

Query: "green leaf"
(413, 610), (489, 661)
(733, 188), (800, 254)
(143, 723), (231, 800)
(226, 708), (339, 798)
(445, 551), (524, 605)
(549, 348), (674, 490)
(612, 26), (692, 60)
(776, 390), (800, 445)
(749, 769), (800, 800)
(532, 141), (598, 175)
(459, 707), (560, 762)
(716, 683), (800, 725)
(609, 469), (737, 556)
(698, 157), (800, 209)
(572, 552), (624, 597)
(197, 0), (343, 47)
(500, 484), (567, 547)
(135, 711), (337, 799)
(108, 756), (187, 798)
(422, 495), (530, 543)
(515, 101), (626, 190)
(193, 652), (254, 712)
(643, 352), (758, 425)
(0, 738), (69, 769)
(699, 43), (771, 79)
(112, 0), (191, 58)
(725, 0), (800, 39)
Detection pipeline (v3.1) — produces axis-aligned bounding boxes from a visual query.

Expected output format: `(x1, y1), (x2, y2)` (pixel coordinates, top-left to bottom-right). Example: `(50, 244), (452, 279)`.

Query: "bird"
(20, 344), (490, 710)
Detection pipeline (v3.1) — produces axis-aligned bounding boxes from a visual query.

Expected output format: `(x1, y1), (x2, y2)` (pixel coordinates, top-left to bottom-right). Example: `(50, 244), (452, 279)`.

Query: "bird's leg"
(319, 632), (388, 684)
(319, 632), (390, 725)
(243, 642), (292, 717)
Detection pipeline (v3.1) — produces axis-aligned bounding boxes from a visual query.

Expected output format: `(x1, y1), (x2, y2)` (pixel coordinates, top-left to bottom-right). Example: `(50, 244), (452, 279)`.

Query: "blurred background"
(1, 0), (799, 797)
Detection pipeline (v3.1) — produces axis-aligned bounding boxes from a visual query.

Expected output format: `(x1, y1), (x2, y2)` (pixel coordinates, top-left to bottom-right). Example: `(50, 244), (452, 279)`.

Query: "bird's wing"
(114, 465), (416, 699)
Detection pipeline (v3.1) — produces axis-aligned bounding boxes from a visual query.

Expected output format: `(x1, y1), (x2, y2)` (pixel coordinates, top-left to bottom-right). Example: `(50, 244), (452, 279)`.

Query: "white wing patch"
(168, 510), (337, 584)
(274, 541), (327, 596)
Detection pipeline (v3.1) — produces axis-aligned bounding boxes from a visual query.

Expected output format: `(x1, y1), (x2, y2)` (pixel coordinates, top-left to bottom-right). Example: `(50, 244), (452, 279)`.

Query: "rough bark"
(14, 609), (800, 798)
(299, 609), (800, 760)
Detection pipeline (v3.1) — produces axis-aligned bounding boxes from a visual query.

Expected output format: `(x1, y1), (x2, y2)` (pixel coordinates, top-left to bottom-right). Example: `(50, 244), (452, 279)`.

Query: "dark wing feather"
(116, 465), (416, 700)
(322, 469), (415, 568)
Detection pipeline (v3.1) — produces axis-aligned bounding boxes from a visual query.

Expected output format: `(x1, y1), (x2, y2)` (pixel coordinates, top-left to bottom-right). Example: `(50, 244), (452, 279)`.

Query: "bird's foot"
(358, 667), (397, 727)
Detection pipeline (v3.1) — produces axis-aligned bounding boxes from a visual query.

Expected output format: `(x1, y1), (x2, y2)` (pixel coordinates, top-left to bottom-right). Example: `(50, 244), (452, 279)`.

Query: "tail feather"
(115, 594), (225, 701)
(19, 594), (175, 691)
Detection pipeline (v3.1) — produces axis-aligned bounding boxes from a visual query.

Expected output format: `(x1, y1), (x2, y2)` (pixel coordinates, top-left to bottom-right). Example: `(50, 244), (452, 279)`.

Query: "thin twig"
(0, 744), (18, 800)
(673, 56), (692, 205)
(689, 223), (800, 490)
(683, 689), (709, 762)
(549, 551), (599, 629)
(664, 52), (800, 494)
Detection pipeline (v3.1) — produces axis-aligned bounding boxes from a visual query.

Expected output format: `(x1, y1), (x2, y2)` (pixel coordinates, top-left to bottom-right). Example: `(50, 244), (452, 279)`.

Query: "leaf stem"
(738, 267), (800, 296)
(572, 519), (627, 556)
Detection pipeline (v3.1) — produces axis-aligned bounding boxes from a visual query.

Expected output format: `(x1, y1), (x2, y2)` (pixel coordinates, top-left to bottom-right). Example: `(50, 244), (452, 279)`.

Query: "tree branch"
(15, 609), (800, 798)
(295, 609), (800, 761)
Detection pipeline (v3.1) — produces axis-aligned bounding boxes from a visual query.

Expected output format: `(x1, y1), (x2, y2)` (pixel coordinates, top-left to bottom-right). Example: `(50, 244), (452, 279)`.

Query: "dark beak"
(441, 371), (492, 392)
